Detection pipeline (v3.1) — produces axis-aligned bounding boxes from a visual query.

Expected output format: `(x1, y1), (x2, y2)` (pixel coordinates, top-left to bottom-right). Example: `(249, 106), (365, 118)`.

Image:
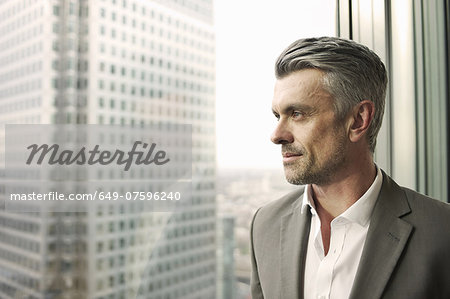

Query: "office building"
(0, 0), (216, 298)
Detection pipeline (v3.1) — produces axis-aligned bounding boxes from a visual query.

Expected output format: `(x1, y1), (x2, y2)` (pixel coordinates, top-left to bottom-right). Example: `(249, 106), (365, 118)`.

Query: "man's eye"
(292, 111), (303, 118)
(274, 114), (280, 121)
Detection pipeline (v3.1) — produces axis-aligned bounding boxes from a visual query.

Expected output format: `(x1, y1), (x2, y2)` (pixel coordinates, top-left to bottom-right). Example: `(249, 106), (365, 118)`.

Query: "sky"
(215, 0), (336, 169)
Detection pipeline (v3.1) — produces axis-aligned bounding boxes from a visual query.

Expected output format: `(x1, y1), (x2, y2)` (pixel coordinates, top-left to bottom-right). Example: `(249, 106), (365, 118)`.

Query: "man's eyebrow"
(272, 103), (314, 115)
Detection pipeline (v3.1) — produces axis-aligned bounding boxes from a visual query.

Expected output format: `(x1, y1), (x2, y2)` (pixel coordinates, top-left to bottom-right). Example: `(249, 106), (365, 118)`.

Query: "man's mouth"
(282, 152), (302, 163)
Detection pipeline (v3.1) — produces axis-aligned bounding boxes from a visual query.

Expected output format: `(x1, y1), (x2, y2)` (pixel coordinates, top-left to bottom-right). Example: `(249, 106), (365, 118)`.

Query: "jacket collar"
(349, 171), (412, 299)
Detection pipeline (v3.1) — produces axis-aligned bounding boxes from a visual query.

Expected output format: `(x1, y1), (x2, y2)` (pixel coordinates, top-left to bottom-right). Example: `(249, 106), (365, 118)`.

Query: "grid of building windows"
(0, 0), (216, 298)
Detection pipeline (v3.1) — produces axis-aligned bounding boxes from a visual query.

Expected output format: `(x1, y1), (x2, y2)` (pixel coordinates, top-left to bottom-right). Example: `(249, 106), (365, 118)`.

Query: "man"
(250, 37), (450, 299)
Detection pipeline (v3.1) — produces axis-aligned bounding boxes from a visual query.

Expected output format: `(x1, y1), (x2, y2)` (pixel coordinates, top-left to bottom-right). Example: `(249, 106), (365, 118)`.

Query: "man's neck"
(311, 159), (377, 220)
(310, 156), (377, 256)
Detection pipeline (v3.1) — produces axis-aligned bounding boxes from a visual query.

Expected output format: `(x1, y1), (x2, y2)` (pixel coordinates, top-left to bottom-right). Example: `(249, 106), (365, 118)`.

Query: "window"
(97, 242), (103, 252)
(53, 23), (59, 33)
(97, 279), (104, 291)
(109, 240), (115, 250)
(52, 60), (59, 70)
(69, 2), (75, 15)
(97, 259), (103, 271)
(52, 40), (59, 51)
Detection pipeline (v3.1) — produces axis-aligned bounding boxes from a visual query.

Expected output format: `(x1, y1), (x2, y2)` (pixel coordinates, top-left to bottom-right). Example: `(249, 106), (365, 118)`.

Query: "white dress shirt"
(302, 167), (383, 299)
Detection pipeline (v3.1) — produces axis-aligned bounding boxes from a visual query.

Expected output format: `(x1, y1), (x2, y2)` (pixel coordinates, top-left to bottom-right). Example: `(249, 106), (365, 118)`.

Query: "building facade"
(0, 0), (216, 298)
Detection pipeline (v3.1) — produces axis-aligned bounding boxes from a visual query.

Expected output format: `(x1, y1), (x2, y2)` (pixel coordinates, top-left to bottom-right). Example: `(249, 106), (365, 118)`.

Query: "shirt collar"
(340, 166), (383, 226)
(301, 184), (315, 215)
(300, 166), (383, 227)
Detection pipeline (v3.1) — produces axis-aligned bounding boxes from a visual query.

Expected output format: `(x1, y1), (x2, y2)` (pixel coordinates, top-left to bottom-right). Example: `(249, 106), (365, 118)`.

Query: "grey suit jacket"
(250, 171), (450, 299)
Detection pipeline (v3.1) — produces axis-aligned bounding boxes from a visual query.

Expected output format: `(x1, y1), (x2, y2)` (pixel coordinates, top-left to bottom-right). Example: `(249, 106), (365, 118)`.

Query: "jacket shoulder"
(253, 187), (305, 225)
(402, 187), (450, 219)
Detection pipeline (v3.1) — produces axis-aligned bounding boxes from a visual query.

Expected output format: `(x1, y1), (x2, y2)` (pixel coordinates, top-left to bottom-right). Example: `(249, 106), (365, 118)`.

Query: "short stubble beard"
(283, 127), (348, 186)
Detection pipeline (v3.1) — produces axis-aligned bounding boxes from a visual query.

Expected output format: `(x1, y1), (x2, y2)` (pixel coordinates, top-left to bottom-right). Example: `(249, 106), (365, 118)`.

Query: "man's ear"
(348, 100), (375, 143)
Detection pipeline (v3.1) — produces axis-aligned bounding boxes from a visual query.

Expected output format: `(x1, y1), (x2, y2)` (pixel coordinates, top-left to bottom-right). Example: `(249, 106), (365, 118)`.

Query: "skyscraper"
(0, 0), (216, 298)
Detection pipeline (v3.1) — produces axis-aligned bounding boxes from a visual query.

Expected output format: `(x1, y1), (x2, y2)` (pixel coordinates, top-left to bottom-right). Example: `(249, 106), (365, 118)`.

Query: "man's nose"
(271, 120), (294, 144)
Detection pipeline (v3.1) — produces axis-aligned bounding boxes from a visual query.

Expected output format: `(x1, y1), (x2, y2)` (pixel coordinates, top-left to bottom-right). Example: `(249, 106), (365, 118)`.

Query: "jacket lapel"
(280, 200), (311, 299)
(350, 172), (413, 299)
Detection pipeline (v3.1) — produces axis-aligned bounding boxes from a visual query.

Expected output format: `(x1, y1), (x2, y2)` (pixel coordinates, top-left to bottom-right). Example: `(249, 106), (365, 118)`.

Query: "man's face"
(271, 69), (349, 185)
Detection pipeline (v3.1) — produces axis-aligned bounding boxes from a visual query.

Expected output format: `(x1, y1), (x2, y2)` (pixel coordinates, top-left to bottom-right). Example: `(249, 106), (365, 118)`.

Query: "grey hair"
(275, 37), (388, 153)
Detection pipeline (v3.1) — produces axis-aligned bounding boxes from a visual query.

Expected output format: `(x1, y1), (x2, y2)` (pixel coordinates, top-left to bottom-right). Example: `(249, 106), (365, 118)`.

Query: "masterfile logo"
(6, 124), (191, 177)
(26, 141), (170, 171)
(4, 124), (193, 212)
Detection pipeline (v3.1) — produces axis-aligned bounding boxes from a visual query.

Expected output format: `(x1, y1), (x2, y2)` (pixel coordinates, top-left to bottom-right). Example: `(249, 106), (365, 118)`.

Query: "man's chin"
(285, 176), (307, 186)
(283, 169), (307, 185)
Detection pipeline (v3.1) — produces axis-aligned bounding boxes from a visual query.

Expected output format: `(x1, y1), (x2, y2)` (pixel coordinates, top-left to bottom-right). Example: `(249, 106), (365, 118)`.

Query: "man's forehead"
(272, 69), (329, 110)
